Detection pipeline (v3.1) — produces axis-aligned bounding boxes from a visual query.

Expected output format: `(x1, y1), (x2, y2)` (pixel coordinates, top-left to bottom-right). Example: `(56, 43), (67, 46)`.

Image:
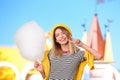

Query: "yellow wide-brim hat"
(51, 24), (72, 38)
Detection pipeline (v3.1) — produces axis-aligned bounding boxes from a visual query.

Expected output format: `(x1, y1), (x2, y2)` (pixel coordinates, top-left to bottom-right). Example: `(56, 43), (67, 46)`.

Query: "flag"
(105, 24), (108, 28)
(96, 0), (105, 4)
(108, 19), (113, 23)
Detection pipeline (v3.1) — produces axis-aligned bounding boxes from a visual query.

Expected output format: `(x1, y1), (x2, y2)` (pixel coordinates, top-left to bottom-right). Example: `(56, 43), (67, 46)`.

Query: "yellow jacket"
(41, 50), (94, 80)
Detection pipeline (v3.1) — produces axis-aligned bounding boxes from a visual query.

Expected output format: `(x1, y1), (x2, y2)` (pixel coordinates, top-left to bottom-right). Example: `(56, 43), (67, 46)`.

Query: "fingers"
(75, 39), (81, 44)
(34, 60), (41, 68)
(34, 60), (44, 73)
(34, 61), (39, 68)
(70, 38), (81, 44)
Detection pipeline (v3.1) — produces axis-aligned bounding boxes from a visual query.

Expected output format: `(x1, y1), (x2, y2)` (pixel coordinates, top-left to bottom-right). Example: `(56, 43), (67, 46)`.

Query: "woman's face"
(55, 28), (69, 45)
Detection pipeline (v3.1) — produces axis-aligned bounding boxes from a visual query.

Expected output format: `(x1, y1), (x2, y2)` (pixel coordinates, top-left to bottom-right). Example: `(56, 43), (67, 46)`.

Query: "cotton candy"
(14, 21), (46, 61)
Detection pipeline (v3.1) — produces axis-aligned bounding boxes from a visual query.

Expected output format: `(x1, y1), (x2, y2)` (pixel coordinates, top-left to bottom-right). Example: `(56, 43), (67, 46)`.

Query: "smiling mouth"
(60, 38), (66, 42)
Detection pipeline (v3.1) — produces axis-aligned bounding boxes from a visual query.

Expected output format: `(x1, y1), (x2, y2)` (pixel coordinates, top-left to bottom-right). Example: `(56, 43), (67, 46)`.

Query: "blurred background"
(0, 0), (120, 80)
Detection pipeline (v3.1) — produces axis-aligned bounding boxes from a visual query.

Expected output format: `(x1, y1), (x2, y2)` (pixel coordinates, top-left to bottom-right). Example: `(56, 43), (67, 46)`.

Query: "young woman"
(34, 24), (102, 80)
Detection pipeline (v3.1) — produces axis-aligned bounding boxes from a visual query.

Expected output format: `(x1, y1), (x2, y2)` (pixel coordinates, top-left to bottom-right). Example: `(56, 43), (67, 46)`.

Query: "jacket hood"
(51, 24), (72, 38)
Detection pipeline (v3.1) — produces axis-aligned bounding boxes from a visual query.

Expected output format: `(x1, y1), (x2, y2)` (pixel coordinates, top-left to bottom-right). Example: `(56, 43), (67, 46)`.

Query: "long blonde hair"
(52, 26), (79, 57)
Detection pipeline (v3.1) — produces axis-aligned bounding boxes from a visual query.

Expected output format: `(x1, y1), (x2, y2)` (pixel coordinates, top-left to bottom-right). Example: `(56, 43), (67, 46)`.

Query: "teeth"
(61, 39), (65, 41)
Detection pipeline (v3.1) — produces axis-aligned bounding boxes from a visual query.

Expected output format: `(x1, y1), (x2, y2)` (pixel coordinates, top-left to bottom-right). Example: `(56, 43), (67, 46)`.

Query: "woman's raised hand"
(69, 38), (82, 47)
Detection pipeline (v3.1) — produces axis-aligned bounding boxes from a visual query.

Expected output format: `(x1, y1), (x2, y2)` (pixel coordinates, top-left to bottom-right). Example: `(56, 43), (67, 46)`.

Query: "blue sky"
(0, 0), (120, 70)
